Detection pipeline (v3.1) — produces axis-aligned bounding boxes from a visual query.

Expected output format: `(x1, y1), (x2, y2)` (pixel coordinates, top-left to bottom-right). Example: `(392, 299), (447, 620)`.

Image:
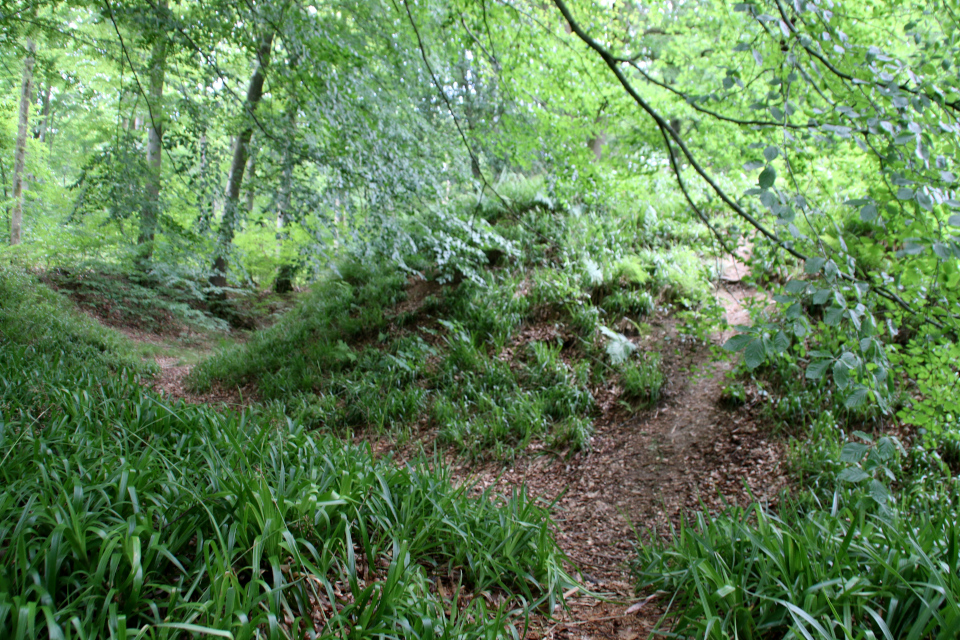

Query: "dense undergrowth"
(0, 267), (576, 638)
(633, 273), (960, 636)
(190, 184), (716, 459)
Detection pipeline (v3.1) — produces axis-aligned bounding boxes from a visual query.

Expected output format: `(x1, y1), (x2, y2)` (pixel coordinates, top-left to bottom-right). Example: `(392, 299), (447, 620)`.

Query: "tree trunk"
(243, 152), (256, 213)
(210, 32), (275, 292)
(10, 38), (35, 246)
(35, 84), (51, 141)
(138, 4), (168, 264)
(274, 92), (298, 294)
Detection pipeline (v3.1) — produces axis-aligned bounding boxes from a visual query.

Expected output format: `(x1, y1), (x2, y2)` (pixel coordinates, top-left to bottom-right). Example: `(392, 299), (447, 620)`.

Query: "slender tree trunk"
(10, 39), (36, 246)
(243, 152), (256, 213)
(0, 157), (9, 232)
(210, 32), (274, 292)
(138, 3), (168, 264)
(274, 93), (298, 294)
(34, 84), (51, 140)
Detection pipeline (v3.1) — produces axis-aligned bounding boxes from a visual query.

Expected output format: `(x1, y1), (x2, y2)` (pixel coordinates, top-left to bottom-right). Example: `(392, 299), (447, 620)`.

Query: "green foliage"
(191, 189), (715, 459)
(0, 266), (153, 386)
(718, 381), (746, 409)
(47, 262), (231, 332)
(895, 338), (960, 473)
(724, 304), (894, 434)
(0, 270), (573, 639)
(635, 494), (960, 640)
(620, 352), (664, 410)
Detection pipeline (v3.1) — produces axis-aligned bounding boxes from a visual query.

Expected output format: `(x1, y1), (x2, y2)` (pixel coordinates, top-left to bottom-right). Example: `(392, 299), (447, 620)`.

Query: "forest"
(1, 0), (959, 637)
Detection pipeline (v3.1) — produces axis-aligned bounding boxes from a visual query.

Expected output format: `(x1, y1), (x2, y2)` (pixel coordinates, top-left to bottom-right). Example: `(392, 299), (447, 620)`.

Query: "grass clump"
(635, 492), (960, 639)
(190, 261), (407, 398)
(0, 268), (154, 409)
(620, 352), (664, 410)
(0, 270), (574, 638)
(634, 312), (960, 636)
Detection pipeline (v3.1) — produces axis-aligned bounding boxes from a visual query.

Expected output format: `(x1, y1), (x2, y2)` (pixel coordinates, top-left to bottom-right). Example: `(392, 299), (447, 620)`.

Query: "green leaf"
(824, 306), (844, 326)
(772, 330), (790, 353)
(834, 361), (851, 389)
(869, 479), (891, 505)
(600, 326), (637, 365)
(860, 203), (877, 222)
(839, 442), (869, 463)
(838, 467), (871, 483)
(844, 387), (869, 409)
(723, 334), (754, 352)
(715, 584), (736, 598)
(155, 624), (234, 638)
(758, 165), (777, 189)
(804, 257), (826, 274)
(806, 359), (831, 380)
(743, 338), (766, 369)
(948, 214), (960, 227)
(763, 145), (779, 161)
(743, 160), (765, 171)
(785, 280), (807, 294)
(839, 352), (860, 368)
(896, 187), (914, 200)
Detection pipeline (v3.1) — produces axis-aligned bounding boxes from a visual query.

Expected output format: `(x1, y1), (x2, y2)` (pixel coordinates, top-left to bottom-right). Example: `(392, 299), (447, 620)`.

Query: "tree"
(546, 0), (960, 406)
(210, 30), (275, 294)
(10, 38), (35, 246)
(137, 0), (169, 264)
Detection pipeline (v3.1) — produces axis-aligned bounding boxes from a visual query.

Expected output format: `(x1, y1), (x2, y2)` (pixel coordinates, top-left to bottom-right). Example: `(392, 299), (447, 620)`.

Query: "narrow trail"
(121, 261), (782, 638)
(150, 356), (255, 407)
(439, 283), (784, 638)
(434, 257), (784, 638)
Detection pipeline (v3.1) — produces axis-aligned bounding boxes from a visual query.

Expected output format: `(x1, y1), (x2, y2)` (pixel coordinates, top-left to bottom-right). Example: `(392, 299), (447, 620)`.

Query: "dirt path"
(150, 356), (257, 407)
(118, 272), (782, 637)
(410, 276), (783, 638)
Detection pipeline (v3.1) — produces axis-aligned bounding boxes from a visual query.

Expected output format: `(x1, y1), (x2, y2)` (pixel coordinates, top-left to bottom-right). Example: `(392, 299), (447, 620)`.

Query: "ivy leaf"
(758, 165), (777, 189)
(743, 338), (766, 369)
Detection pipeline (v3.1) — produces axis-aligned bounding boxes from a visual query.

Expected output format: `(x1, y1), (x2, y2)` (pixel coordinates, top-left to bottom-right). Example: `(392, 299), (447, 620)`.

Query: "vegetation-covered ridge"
(0, 267), (573, 639)
(189, 190), (714, 458)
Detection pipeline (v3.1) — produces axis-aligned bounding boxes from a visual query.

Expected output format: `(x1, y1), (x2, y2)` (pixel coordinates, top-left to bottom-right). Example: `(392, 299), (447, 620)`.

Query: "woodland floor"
(103, 261), (784, 639)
